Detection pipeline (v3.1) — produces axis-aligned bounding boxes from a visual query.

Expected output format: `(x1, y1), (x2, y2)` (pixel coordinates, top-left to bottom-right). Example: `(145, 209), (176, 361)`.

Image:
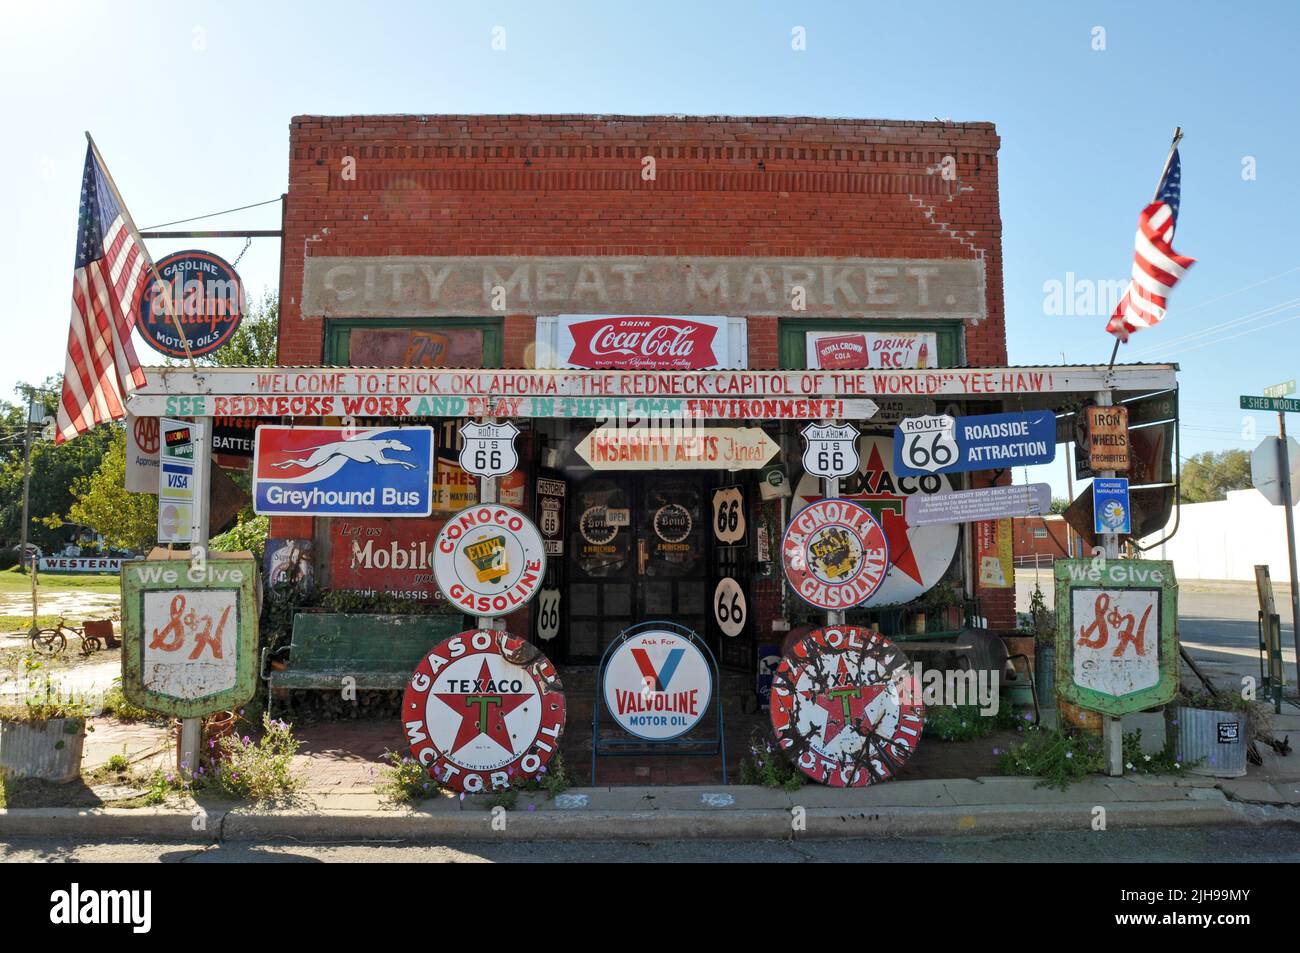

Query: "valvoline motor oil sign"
(253, 425), (434, 517)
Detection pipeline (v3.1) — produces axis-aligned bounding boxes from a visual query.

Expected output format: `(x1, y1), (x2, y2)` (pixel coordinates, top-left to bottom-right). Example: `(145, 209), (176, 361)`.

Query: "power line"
(141, 197), (281, 231)
(1157, 309), (1300, 358)
(1127, 297), (1300, 357)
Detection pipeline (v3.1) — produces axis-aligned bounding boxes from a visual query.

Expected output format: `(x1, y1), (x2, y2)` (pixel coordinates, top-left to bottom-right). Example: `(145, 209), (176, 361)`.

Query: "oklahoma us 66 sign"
(433, 503), (546, 617)
(771, 626), (924, 786)
(782, 499), (889, 610)
(402, 629), (565, 793)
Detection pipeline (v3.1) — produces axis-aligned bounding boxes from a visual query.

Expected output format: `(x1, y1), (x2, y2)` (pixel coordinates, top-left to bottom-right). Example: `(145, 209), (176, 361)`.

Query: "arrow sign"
(576, 426), (779, 470)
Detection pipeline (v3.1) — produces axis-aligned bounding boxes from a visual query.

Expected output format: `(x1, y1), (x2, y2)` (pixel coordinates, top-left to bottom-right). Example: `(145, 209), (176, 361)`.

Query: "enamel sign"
(457, 421), (520, 479)
(800, 422), (861, 479)
(711, 486), (746, 544)
(402, 629), (566, 793)
(770, 626), (924, 786)
(894, 411), (1056, 477)
(536, 315), (745, 370)
(133, 250), (245, 359)
(432, 503), (546, 617)
(782, 499), (890, 610)
(601, 628), (713, 740)
(253, 425), (434, 517)
(576, 426), (779, 470)
(714, 577), (747, 637)
(536, 588), (561, 641)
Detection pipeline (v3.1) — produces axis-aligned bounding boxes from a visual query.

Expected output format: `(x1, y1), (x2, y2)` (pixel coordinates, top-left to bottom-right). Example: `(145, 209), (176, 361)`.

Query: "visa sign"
(894, 411), (1056, 477)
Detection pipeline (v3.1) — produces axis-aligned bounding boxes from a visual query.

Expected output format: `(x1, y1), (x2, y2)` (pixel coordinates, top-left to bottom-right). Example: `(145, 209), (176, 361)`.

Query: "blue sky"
(2, 1), (1295, 496)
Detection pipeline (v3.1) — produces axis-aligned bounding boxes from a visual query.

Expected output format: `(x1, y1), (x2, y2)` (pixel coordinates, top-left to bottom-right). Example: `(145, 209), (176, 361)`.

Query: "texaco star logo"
(770, 626), (924, 787)
(402, 629), (565, 793)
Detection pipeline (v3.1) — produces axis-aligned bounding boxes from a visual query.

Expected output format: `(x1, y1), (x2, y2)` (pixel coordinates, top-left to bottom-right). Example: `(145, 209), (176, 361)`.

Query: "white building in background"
(1140, 488), (1300, 582)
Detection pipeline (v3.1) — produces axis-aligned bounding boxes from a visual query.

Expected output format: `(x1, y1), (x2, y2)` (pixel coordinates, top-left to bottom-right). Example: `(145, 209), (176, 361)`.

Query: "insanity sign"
(601, 627), (713, 740)
(432, 503), (546, 617)
(134, 250), (245, 358)
(770, 626), (924, 786)
(120, 555), (259, 718)
(402, 629), (566, 793)
(782, 499), (889, 610)
(1054, 559), (1178, 716)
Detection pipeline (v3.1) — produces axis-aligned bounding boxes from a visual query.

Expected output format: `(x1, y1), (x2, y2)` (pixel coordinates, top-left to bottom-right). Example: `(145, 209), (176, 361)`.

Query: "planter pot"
(0, 717), (86, 782)
(1168, 707), (1248, 778)
(1034, 643), (1055, 708)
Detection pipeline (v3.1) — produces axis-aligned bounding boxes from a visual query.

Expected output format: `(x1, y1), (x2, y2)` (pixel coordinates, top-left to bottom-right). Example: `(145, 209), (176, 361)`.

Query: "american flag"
(55, 143), (150, 444)
(1106, 147), (1196, 342)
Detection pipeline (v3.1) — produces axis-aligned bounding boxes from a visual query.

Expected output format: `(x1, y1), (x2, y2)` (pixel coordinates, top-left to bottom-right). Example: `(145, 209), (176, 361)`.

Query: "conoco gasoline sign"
(433, 503), (546, 617)
(782, 499), (889, 610)
(602, 628), (713, 740)
(770, 626), (924, 786)
(402, 629), (566, 792)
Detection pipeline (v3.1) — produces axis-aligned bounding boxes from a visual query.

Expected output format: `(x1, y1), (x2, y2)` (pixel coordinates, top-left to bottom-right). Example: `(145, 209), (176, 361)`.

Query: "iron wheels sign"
(782, 499), (889, 610)
(770, 626), (924, 786)
(433, 503), (546, 617)
(402, 629), (565, 793)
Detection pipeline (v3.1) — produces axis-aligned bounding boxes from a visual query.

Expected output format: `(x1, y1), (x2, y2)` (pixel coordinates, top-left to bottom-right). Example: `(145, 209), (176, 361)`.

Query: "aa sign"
(458, 421), (520, 478)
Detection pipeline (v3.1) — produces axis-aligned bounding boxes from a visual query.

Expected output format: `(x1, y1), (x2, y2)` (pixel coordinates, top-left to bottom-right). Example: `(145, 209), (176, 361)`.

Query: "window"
(323, 317), (503, 367)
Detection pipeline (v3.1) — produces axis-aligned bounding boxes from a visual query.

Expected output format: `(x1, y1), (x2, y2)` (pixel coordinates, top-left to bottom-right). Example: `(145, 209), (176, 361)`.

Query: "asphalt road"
(3, 825), (1300, 862)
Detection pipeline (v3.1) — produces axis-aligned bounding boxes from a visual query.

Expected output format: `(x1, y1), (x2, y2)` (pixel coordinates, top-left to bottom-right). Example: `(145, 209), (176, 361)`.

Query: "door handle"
(638, 538), (647, 575)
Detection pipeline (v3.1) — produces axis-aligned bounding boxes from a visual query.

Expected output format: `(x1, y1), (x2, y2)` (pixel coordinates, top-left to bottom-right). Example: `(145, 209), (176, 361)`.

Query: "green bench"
(263, 613), (462, 714)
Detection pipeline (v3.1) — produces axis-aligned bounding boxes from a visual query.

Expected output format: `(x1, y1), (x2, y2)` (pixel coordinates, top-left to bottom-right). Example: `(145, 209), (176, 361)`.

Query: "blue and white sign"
(894, 411), (1056, 476)
(253, 425), (434, 517)
(1093, 477), (1131, 535)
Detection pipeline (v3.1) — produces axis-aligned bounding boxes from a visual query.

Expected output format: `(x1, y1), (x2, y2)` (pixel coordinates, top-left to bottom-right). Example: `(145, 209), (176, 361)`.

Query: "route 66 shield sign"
(896, 415), (958, 475)
(459, 421), (520, 478)
(800, 422), (860, 479)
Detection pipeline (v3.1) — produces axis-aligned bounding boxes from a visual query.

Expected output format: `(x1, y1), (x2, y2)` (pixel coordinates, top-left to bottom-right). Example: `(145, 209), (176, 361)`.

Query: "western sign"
(252, 425), (434, 517)
(894, 411), (1056, 477)
(539, 314), (742, 370)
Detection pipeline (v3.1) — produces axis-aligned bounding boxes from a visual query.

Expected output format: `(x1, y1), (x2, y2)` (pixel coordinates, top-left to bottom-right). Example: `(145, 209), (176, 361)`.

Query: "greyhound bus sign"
(252, 425), (434, 517)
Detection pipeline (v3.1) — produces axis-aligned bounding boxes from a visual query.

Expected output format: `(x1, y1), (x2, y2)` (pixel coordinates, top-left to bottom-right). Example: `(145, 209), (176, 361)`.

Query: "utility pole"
(18, 387), (36, 574)
(1277, 410), (1300, 686)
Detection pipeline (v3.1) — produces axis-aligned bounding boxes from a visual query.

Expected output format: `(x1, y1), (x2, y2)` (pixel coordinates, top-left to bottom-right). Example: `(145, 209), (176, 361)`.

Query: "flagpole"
(1106, 126), (1184, 371)
(84, 132), (198, 371)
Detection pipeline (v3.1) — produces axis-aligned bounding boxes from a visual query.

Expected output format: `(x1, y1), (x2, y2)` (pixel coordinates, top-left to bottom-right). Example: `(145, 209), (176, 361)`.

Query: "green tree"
(1179, 449), (1252, 503)
(56, 428), (158, 552)
(1050, 497), (1069, 514)
(203, 289), (278, 367)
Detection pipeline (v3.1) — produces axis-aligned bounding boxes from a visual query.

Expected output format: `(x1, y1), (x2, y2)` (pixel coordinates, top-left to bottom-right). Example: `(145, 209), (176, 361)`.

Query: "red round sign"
(402, 629), (565, 793)
(770, 626), (924, 787)
(781, 499), (889, 610)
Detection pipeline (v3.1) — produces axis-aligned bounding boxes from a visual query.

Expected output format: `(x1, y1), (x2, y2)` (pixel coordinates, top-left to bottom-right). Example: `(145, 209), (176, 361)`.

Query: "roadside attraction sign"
(770, 625), (924, 786)
(576, 425), (779, 470)
(894, 410), (1056, 477)
(432, 503), (546, 617)
(402, 628), (566, 793)
(1054, 559), (1178, 716)
(121, 554), (259, 718)
(782, 498), (889, 610)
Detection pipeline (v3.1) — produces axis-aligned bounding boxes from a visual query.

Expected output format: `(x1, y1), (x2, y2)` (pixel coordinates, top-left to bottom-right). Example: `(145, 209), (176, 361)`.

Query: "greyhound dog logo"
(271, 435), (417, 482)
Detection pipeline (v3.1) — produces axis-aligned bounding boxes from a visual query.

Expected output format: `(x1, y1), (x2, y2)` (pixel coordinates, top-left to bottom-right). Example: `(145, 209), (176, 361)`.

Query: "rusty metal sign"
(402, 629), (566, 793)
(432, 503), (547, 617)
(782, 499), (890, 610)
(1086, 405), (1130, 472)
(770, 625), (924, 786)
(121, 555), (259, 718)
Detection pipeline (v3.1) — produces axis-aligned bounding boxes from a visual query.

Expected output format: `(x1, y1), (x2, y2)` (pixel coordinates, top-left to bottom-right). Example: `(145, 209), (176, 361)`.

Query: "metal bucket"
(1034, 643), (1055, 708)
(0, 718), (86, 782)
(1169, 707), (1248, 778)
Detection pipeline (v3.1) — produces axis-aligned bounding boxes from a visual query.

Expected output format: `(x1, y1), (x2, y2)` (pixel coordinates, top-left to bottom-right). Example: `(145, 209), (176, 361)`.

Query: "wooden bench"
(264, 613), (462, 714)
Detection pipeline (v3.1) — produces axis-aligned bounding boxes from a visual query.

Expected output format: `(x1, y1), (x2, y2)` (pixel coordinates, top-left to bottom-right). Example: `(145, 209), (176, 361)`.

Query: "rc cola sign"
(458, 421), (520, 479)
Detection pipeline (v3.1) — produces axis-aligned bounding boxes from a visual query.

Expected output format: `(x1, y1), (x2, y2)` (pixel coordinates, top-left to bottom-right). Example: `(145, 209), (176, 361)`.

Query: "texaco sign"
(782, 499), (889, 610)
(770, 626), (924, 787)
(432, 503), (546, 617)
(402, 629), (566, 793)
(793, 434), (959, 606)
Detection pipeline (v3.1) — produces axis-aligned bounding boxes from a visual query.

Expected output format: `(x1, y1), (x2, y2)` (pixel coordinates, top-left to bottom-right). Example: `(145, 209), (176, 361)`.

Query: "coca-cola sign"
(539, 315), (742, 370)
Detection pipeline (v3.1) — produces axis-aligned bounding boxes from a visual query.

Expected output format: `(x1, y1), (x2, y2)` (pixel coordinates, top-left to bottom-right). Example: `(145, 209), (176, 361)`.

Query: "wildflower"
(1065, 751), (1073, 760)
(992, 747), (1000, 756)
(242, 735), (251, 745)
(527, 803), (537, 813)
(1175, 762), (1181, 769)
(1125, 762), (1134, 771)
(459, 792), (465, 801)
(1144, 755), (1151, 762)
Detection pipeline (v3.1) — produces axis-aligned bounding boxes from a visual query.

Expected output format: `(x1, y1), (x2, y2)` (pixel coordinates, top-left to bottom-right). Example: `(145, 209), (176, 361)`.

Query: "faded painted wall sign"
(770, 625), (924, 786)
(536, 315), (746, 370)
(402, 629), (565, 793)
(782, 499), (889, 610)
(601, 628), (713, 740)
(432, 503), (546, 617)
(327, 518), (449, 606)
(1054, 559), (1178, 716)
(121, 555), (258, 718)
(576, 426), (779, 470)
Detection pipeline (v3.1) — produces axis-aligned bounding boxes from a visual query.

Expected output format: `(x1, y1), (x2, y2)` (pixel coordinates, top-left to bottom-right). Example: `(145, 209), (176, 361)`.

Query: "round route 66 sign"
(782, 498), (889, 610)
(433, 503), (546, 617)
(403, 629), (565, 793)
(770, 625), (924, 787)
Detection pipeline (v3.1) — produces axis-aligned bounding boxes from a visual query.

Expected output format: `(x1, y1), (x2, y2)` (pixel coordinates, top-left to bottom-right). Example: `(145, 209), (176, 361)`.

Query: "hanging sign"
(212, 416), (261, 459)
(782, 499), (890, 610)
(1054, 559), (1178, 715)
(576, 426), (779, 470)
(1086, 405), (1130, 472)
(713, 577), (747, 637)
(1093, 477), (1132, 534)
(800, 421), (861, 479)
(537, 315), (745, 370)
(895, 411), (1056, 476)
(770, 625), (924, 786)
(252, 425), (434, 517)
(601, 627), (713, 740)
(402, 629), (566, 793)
(126, 414), (160, 494)
(158, 418), (202, 544)
(536, 588), (561, 641)
(432, 503), (546, 617)
(711, 486), (746, 544)
(904, 482), (1052, 526)
(536, 478), (566, 555)
(805, 330), (936, 370)
(458, 421), (520, 478)
(121, 555), (259, 718)
(134, 250), (245, 358)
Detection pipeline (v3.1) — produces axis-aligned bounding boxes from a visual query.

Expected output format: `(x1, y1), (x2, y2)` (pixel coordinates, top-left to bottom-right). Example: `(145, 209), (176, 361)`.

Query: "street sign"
(1086, 406), (1130, 472)
(458, 421), (520, 478)
(1264, 380), (1297, 399)
(800, 421), (861, 479)
(894, 411), (1056, 477)
(904, 482), (1051, 527)
(575, 425), (779, 470)
(1251, 436), (1300, 507)
(1241, 395), (1300, 413)
(782, 499), (890, 610)
(432, 503), (547, 617)
(1093, 477), (1132, 534)
(252, 425), (435, 517)
(1054, 560), (1178, 717)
